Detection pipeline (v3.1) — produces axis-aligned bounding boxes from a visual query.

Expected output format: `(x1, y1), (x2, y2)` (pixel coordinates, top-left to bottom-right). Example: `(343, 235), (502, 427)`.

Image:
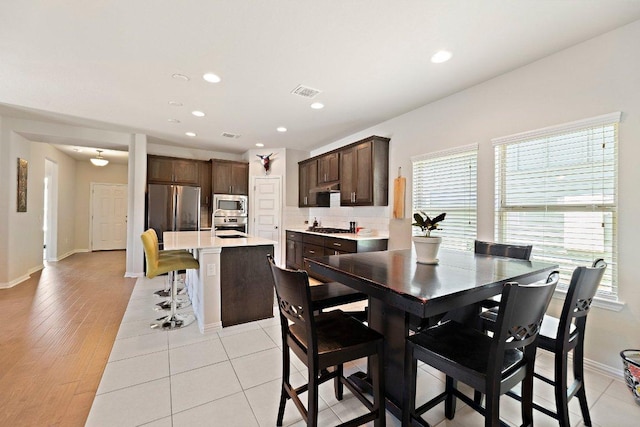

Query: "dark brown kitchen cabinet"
(199, 160), (212, 227)
(317, 152), (339, 184)
(340, 136), (389, 206)
(211, 159), (249, 195)
(286, 230), (388, 281)
(148, 155), (199, 185)
(299, 159), (329, 207)
(285, 231), (303, 270)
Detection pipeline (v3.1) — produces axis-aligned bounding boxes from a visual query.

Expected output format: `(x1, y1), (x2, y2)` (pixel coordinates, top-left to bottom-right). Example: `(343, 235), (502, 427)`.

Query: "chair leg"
(554, 351), (571, 427)
(444, 376), (457, 420)
(484, 387), (500, 427)
(277, 346), (290, 426)
(334, 365), (344, 400)
(308, 370), (319, 427)
(574, 344), (592, 426)
(521, 360), (535, 427)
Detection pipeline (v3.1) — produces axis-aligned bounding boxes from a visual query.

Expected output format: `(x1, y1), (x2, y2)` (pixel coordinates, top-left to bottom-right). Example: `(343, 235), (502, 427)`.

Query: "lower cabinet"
(285, 230), (388, 281)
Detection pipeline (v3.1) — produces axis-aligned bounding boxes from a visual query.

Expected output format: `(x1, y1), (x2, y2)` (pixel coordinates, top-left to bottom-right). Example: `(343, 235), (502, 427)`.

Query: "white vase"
(412, 236), (442, 264)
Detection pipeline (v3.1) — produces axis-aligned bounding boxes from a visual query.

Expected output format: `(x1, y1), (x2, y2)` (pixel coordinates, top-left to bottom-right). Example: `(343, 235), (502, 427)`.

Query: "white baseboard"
(0, 273), (31, 289)
(583, 356), (625, 381)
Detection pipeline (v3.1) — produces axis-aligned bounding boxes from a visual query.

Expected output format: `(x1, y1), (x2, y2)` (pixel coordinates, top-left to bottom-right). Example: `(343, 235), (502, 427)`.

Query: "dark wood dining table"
(307, 248), (558, 419)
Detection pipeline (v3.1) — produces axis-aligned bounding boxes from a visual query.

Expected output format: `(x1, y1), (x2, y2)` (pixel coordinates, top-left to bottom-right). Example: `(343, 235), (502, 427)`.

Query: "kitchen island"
(163, 230), (276, 333)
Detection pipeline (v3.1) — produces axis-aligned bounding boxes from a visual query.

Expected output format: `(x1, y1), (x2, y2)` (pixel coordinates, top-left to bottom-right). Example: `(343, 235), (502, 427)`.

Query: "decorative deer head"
(256, 153), (273, 174)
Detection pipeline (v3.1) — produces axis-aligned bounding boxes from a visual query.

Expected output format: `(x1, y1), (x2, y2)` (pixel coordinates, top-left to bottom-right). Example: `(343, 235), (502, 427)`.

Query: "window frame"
(411, 143), (478, 252)
(493, 112), (620, 301)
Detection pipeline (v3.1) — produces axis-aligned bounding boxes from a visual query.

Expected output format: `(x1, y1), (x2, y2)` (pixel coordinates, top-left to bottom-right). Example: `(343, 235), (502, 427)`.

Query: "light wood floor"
(0, 251), (136, 427)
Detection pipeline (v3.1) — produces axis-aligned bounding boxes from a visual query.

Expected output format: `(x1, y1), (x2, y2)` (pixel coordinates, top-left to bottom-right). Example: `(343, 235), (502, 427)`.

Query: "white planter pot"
(412, 236), (442, 264)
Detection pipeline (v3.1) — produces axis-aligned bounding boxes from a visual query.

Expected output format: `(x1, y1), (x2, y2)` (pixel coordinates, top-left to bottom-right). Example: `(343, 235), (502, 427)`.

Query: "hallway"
(0, 251), (135, 426)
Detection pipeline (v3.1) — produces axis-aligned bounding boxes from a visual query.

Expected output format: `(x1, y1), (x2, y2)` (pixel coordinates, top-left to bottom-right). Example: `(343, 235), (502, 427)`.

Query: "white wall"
(301, 20), (640, 371)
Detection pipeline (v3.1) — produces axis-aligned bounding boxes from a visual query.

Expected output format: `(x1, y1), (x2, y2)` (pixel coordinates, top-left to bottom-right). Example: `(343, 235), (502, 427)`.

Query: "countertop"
(164, 230), (276, 250)
(286, 228), (389, 241)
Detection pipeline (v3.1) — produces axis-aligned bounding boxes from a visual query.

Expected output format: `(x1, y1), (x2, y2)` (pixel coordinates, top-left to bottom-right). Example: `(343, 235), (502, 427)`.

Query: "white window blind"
(494, 112), (619, 299)
(412, 144), (477, 251)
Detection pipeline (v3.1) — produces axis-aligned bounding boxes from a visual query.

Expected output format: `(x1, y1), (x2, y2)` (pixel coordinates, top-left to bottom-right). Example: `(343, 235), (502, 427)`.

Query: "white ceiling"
(2, 1), (640, 159)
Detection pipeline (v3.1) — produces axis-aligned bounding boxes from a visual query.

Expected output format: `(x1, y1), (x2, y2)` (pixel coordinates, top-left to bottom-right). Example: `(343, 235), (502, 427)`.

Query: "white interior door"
(252, 176), (282, 264)
(91, 183), (128, 250)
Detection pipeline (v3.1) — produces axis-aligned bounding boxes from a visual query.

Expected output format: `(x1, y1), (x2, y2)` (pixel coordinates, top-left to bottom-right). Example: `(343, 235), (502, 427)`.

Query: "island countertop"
(286, 228), (389, 241)
(164, 230), (276, 250)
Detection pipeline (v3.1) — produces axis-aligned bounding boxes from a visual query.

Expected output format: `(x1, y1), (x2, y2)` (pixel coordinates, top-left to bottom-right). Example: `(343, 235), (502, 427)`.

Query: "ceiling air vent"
(221, 132), (241, 139)
(291, 84), (322, 99)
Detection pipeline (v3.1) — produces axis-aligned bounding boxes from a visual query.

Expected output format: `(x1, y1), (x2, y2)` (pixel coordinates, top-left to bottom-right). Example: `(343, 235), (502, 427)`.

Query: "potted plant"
(412, 212), (446, 264)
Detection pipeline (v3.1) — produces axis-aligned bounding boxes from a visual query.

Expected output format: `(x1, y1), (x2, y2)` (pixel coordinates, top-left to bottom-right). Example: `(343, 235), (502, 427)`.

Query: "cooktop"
(306, 227), (352, 234)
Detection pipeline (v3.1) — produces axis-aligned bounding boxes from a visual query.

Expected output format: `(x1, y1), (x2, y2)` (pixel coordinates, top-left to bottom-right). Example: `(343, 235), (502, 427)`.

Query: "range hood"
(309, 182), (340, 193)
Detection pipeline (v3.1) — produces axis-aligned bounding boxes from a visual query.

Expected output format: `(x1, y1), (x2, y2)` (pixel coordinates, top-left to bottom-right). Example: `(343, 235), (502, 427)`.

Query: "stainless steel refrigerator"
(147, 184), (201, 246)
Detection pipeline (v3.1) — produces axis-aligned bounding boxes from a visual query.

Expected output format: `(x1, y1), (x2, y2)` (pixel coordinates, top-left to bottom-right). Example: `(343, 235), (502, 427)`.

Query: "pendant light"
(90, 150), (109, 167)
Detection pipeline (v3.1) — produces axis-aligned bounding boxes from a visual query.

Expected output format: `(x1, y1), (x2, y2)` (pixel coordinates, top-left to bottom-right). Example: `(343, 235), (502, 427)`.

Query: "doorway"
(91, 183), (128, 250)
(251, 176), (282, 265)
(43, 159), (58, 262)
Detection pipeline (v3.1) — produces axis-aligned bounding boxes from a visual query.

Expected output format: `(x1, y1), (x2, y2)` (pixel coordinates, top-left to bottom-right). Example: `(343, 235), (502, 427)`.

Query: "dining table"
(307, 248), (558, 419)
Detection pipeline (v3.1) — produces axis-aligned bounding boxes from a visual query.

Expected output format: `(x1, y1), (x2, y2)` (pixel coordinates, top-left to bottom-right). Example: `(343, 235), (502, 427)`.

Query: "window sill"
(553, 289), (625, 312)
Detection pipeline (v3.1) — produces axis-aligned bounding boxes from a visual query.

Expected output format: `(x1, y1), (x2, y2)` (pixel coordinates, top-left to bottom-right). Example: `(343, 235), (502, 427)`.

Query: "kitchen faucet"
(212, 209), (224, 237)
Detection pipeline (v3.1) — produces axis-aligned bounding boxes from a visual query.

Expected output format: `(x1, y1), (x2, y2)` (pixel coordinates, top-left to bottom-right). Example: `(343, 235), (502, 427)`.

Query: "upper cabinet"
(317, 152), (339, 184)
(199, 160), (212, 227)
(212, 159), (249, 195)
(148, 155), (199, 185)
(298, 135), (389, 208)
(299, 159), (320, 207)
(340, 136), (389, 206)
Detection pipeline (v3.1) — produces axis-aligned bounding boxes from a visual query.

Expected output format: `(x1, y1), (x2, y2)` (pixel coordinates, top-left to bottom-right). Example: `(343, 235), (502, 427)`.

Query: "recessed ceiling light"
(168, 118), (181, 123)
(171, 73), (190, 81)
(431, 50), (452, 64)
(277, 127), (287, 132)
(203, 73), (221, 83)
(168, 101), (183, 107)
(185, 132), (197, 137)
(310, 102), (324, 109)
(255, 143), (264, 147)
(192, 110), (205, 117)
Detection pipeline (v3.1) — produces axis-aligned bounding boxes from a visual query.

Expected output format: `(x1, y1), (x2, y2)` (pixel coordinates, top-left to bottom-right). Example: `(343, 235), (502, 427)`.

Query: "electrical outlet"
(207, 263), (216, 276)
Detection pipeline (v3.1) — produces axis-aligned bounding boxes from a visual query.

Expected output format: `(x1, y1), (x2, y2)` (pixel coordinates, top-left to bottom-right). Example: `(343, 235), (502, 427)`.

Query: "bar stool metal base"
(150, 313), (195, 330)
(154, 288), (184, 298)
(155, 298), (191, 311)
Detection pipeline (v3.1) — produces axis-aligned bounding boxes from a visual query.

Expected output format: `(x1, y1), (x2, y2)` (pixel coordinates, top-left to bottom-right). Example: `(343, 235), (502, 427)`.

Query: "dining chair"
(402, 272), (559, 427)
(502, 259), (607, 427)
(267, 255), (386, 427)
(309, 281), (368, 321)
(141, 230), (199, 330)
(474, 239), (533, 260)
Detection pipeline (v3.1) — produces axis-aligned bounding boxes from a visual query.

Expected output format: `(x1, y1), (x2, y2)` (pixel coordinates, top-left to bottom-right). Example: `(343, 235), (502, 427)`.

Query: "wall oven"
(213, 216), (247, 233)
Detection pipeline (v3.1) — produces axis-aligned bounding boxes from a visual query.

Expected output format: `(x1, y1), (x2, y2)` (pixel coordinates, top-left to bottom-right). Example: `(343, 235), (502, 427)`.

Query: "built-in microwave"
(213, 194), (247, 217)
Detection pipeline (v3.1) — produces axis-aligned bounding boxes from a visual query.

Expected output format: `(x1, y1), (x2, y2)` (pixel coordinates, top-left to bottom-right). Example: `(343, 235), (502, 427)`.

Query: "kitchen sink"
(216, 234), (246, 239)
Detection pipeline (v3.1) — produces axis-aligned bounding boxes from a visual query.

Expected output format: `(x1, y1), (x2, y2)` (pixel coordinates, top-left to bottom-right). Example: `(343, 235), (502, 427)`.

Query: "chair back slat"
(568, 259), (606, 319)
(494, 272), (559, 351)
(267, 255), (314, 331)
(475, 240), (533, 260)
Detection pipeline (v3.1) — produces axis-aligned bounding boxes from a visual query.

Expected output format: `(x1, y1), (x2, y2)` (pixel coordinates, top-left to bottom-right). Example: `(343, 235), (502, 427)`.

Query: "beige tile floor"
(86, 276), (639, 426)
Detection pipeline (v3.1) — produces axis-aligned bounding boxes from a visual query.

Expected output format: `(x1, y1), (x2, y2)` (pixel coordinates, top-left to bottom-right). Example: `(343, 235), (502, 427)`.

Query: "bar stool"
(267, 255), (386, 427)
(505, 259), (607, 427)
(147, 228), (189, 298)
(141, 230), (199, 330)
